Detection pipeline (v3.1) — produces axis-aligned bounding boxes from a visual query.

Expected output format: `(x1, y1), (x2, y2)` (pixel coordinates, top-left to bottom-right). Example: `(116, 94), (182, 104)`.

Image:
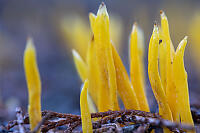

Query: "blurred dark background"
(0, 0), (200, 122)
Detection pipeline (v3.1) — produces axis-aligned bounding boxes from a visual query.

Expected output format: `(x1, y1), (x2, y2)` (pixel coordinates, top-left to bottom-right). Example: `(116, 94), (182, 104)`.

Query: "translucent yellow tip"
(25, 37), (35, 52)
(97, 2), (108, 16)
(72, 49), (88, 82)
(132, 22), (137, 32)
(176, 36), (188, 53)
(89, 13), (96, 32)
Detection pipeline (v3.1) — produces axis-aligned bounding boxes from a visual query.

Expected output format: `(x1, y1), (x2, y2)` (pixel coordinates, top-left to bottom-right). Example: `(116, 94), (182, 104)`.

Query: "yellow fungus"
(130, 23), (149, 112)
(60, 12), (123, 60)
(92, 4), (110, 111)
(70, 5), (195, 132)
(160, 11), (178, 122)
(87, 92), (97, 113)
(61, 16), (91, 58)
(160, 11), (175, 54)
(89, 13), (96, 34)
(106, 34), (119, 111)
(72, 49), (88, 82)
(148, 25), (173, 121)
(173, 37), (194, 125)
(72, 46), (97, 113)
(159, 28), (167, 91)
(80, 80), (93, 133)
(87, 37), (99, 107)
(112, 44), (140, 110)
(92, 3), (119, 111)
(24, 38), (42, 131)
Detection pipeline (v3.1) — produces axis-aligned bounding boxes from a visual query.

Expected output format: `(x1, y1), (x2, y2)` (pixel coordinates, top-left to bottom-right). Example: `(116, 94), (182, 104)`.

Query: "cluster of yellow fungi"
(72, 3), (194, 133)
(23, 2), (194, 133)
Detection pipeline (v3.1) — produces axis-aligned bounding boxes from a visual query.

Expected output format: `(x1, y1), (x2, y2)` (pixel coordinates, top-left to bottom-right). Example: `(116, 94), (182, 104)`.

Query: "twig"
(16, 107), (26, 133)
(41, 117), (81, 132)
(6, 109), (196, 133)
(121, 115), (194, 131)
(31, 112), (52, 133)
(64, 121), (81, 133)
(134, 124), (149, 133)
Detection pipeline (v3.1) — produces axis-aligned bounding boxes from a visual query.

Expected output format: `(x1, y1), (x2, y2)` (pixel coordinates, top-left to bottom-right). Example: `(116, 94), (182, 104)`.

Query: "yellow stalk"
(92, 3), (119, 111)
(159, 29), (167, 90)
(24, 38), (41, 131)
(89, 13), (96, 34)
(112, 44), (140, 110)
(60, 16), (91, 58)
(130, 23), (149, 112)
(173, 37), (194, 126)
(80, 80), (93, 133)
(87, 92), (97, 113)
(73, 46), (97, 113)
(160, 11), (178, 122)
(72, 49), (88, 82)
(89, 12), (123, 53)
(160, 11), (175, 54)
(148, 25), (173, 121)
(87, 37), (99, 107)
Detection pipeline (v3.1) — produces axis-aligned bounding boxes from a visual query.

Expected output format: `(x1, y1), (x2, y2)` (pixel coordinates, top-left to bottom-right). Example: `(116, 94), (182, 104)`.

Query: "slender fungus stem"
(160, 10), (175, 53)
(60, 15), (91, 59)
(72, 49), (88, 82)
(173, 37), (194, 127)
(92, 3), (119, 111)
(159, 28), (167, 92)
(24, 38), (42, 132)
(160, 11), (178, 122)
(72, 48), (96, 113)
(80, 80), (93, 133)
(112, 44), (140, 110)
(130, 23), (149, 112)
(87, 37), (99, 110)
(88, 13), (96, 34)
(148, 25), (173, 122)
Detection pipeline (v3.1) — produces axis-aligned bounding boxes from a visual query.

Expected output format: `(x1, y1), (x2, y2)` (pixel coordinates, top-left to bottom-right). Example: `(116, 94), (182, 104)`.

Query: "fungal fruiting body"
(71, 3), (194, 133)
(159, 11), (194, 128)
(73, 3), (142, 112)
(24, 38), (42, 132)
(130, 23), (149, 112)
(160, 11), (178, 122)
(72, 49), (88, 82)
(80, 80), (93, 133)
(19, 5), (194, 132)
(92, 4), (119, 111)
(60, 12), (123, 59)
(111, 43), (140, 110)
(173, 37), (194, 125)
(148, 25), (173, 122)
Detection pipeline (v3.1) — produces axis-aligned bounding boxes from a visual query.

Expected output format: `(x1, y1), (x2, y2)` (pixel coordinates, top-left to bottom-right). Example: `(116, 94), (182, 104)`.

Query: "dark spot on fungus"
(159, 40), (162, 44)
(92, 35), (94, 41)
